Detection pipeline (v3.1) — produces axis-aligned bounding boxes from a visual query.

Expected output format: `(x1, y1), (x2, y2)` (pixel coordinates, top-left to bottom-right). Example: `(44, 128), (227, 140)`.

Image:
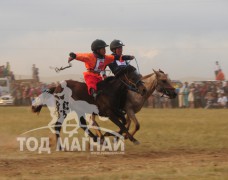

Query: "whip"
(49, 63), (72, 73)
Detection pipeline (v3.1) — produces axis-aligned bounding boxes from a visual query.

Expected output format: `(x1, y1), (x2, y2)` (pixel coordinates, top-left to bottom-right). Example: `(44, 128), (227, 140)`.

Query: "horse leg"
(90, 113), (103, 138)
(127, 110), (140, 137)
(55, 121), (62, 151)
(117, 113), (128, 135)
(104, 111), (127, 137)
(108, 114), (139, 145)
(79, 116), (98, 142)
(126, 114), (131, 131)
(122, 114), (131, 139)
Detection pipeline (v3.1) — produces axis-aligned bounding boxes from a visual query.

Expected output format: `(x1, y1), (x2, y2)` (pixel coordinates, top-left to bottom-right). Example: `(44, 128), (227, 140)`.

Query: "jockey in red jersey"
(68, 39), (134, 99)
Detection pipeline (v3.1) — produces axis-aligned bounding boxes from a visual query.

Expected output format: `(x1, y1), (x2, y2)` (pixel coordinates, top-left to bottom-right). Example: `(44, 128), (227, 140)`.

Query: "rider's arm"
(104, 54), (134, 65)
(121, 55), (135, 61)
(68, 52), (91, 63)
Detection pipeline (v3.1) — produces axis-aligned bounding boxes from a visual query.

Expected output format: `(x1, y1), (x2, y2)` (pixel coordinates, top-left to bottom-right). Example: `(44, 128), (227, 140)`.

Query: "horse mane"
(115, 65), (136, 78)
(141, 73), (154, 80)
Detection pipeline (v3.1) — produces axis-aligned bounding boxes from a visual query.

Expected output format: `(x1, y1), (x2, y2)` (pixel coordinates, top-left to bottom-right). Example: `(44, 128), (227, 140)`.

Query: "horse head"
(117, 65), (147, 96)
(31, 90), (55, 113)
(153, 69), (177, 99)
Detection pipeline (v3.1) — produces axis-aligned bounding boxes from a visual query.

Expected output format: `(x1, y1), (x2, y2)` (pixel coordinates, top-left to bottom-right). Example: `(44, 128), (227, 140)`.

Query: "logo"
(17, 81), (125, 154)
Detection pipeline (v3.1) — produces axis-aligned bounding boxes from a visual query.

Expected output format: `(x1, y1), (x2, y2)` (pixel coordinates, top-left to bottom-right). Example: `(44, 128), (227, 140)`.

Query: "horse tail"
(31, 86), (56, 114)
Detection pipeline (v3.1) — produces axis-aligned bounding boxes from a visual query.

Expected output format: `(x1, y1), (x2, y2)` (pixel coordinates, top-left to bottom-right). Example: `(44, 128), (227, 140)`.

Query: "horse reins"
(119, 74), (142, 93)
(117, 65), (143, 93)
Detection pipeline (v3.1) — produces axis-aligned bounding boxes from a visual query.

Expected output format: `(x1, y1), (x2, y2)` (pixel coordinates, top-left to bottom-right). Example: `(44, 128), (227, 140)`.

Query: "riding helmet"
(91, 39), (109, 51)
(110, 39), (125, 52)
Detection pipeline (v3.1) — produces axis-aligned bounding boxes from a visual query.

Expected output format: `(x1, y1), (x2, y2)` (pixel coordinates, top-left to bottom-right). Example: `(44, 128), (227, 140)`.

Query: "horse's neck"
(143, 73), (157, 98)
(126, 73), (157, 113)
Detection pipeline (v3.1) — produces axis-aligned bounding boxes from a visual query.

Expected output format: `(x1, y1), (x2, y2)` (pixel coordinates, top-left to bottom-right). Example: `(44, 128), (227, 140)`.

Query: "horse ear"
(159, 69), (164, 73)
(153, 69), (160, 77)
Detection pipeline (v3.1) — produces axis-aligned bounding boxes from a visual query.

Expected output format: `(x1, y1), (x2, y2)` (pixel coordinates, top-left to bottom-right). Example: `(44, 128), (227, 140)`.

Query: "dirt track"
(1, 146), (228, 179)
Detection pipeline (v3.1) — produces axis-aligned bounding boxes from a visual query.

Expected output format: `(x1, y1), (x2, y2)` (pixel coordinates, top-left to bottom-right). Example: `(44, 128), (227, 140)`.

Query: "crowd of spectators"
(1, 61), (227, 109)
(7, 80), (228, 108)
(146, 81), (228, 109)
(1, 78), (228, 108)
(10, 81), (58, 106)
(146, 61), (227, 109)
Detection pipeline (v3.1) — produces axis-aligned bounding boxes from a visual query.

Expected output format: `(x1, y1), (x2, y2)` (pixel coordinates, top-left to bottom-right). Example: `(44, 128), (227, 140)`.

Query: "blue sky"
(0, 0), (228, 80)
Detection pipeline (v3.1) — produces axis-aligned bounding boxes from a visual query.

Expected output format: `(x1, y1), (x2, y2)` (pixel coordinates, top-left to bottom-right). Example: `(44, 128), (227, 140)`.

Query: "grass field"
(0, 107), (228, 179)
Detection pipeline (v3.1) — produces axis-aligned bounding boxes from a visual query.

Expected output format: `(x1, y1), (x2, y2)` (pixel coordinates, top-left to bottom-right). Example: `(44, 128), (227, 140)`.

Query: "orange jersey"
(75, 53), (115, 72)
(74, 53), (117, 94)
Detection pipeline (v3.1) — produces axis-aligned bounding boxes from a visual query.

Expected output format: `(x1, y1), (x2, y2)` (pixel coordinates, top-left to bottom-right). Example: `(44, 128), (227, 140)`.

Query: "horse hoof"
(133, 140), (140, 145)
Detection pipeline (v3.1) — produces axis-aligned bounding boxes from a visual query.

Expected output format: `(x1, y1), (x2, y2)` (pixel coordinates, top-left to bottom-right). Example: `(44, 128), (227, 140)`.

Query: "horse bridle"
(120, 74), (143, 93)
(155, 82), (175, 99)
(116, 65), (143, 93)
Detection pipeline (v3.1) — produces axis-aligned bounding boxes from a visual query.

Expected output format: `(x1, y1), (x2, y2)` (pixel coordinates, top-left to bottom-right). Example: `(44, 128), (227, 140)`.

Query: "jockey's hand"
(129, 55), (135, 60)
(68, 52), (76, 63)
(122, 55), (135, 61)
(68, 57), (73, 63)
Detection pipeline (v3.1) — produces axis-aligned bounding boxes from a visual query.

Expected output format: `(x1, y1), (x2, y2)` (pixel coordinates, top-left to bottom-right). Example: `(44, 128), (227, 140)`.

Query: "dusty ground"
(1, 148), (228, 179)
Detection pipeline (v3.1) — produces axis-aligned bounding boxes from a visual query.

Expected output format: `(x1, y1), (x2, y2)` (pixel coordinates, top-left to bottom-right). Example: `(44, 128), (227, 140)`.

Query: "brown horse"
(32, 65), (147, 148)
(124, 69), (177, 137)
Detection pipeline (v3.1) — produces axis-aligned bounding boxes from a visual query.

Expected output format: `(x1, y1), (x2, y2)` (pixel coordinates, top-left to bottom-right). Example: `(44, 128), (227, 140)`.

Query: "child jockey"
(68, 39), (134, 99)
(107, 39), (135, 76)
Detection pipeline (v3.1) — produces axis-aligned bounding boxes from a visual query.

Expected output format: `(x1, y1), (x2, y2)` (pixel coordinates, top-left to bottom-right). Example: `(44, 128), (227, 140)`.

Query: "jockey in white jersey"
(106, 39), (136, 76)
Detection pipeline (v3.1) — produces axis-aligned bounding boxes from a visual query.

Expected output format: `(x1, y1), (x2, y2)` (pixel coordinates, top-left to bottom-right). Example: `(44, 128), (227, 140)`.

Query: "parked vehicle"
(0, 94), (15, 105)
